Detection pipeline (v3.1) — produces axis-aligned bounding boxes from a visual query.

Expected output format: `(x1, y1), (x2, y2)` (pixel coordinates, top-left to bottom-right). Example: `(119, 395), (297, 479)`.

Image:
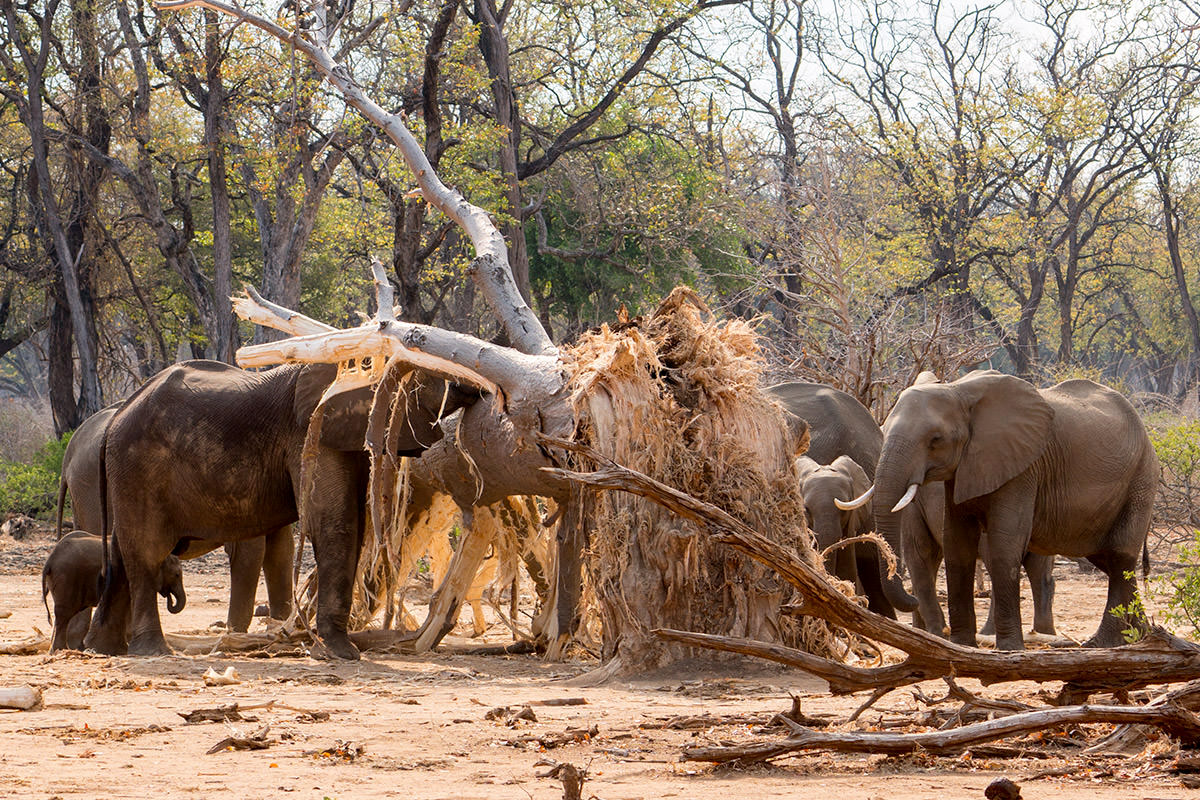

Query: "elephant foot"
(317, 629), (361, 661)
(82, 626), (128, 656)
(994, 634), (1025, 651)
(128, 631), (172, 656)
(1083, 628), (1131, 648)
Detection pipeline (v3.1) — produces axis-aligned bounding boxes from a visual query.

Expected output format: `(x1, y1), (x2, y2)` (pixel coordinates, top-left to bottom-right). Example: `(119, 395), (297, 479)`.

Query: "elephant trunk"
(873, 439), (922, 613)
(165, 584), (186, 614)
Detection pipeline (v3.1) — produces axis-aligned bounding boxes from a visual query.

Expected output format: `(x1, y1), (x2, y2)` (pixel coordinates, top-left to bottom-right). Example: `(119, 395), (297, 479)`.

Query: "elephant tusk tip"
(834, 485), (874, 510)
(890, 483), (919, 513)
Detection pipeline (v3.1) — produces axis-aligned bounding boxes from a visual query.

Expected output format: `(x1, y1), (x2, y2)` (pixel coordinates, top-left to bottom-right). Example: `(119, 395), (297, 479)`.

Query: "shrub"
(1147, 416), (1200, 547)
(0, 433), (69, 519)
(1152, 531), (1200, 639)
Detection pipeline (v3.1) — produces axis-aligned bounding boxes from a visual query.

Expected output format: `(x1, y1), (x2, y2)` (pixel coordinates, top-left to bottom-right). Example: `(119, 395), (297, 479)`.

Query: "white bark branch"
(231, 284), (336, 337)
(156, 0), (555, 357)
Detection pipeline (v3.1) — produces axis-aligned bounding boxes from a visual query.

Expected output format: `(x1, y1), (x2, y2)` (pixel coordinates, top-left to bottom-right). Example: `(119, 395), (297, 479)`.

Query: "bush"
(1147, 416), (1200, 547)
(0, 433), (69, 518)
(1152, 532), (1200, 638)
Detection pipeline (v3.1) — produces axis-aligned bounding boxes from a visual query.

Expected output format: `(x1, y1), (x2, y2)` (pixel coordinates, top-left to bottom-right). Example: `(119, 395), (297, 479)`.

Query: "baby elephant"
(42, 532), (186, 652)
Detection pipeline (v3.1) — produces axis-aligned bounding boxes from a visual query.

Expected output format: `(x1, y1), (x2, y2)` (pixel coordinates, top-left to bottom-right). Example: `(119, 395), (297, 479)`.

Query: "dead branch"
(538, 435), (1200, 695)
(682, 701), (1200, 763)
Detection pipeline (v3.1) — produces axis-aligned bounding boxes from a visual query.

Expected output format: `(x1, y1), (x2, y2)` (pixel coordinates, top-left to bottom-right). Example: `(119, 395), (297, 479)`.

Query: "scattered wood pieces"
(202, 667), (241, 686)
(527, 697), (588, 707)
(640, 713), (775, 731)
(0, 685), (43, 711)
(486, 705), (538, 725)
(181, 699), (331, 724)
(0, 610), (13, 619)
(179, 704), (257, 724)
(506, 725), (599, 750)
(304, 740), (365, 761)
(205, 725), (274, 754)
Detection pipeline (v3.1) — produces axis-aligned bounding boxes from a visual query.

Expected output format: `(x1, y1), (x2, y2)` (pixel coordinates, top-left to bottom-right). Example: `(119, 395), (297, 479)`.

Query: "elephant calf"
(42, 532), (186, 652)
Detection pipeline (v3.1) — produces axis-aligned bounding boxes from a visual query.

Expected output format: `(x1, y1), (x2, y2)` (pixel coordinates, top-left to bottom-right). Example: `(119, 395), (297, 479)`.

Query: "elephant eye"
(929, 434), (943, 448)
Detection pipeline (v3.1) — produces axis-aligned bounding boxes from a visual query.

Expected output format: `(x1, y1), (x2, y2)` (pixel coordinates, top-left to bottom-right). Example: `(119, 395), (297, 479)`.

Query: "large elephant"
(868, 370), (1157, 650)
(767, 382), (920, 616)
(83, 359), (481, 659)
(57, 405), (293, 632)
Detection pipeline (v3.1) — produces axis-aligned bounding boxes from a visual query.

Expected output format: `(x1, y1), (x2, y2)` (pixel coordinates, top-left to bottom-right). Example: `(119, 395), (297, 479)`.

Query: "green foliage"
(0, 434), (69, 519)
(1151, 533), (1200, 639)
(1109, 574), (1149, 644)
(1149, 419), (1200, 484)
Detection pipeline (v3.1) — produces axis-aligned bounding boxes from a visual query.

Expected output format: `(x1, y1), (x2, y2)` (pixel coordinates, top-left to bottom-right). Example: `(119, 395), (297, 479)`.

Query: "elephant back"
(767, 382), (883, 479)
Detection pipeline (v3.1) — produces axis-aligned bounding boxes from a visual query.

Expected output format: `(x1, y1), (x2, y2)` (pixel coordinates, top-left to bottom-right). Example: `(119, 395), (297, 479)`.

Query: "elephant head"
(870, 370), (1054, 569)
(797, 455), (871, 583)
(158, 555), (186, 614)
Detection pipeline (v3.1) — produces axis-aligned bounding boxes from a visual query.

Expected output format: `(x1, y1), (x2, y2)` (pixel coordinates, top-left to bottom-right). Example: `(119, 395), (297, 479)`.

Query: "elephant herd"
(772, 370), (1157, 651)
(41, 359), (1155, 658)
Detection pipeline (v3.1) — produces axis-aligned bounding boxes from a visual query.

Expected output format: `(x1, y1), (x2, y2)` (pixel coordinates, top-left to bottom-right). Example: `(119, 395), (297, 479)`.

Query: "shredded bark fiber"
(564, 287), (842, 673)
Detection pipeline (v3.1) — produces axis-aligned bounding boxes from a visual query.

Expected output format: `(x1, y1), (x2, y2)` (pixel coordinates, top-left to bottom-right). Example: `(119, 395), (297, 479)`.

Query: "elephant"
(83, 360), (481, 659)
(42, 531), (185, 652)
(866, 370), (1157, 650)
(57, 405), (294, 632)
(767, 382), (921, 617)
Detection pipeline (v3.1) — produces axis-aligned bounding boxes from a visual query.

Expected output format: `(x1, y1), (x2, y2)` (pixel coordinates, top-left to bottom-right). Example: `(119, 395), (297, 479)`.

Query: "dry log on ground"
(538, 440), (1200, 694)
(682, 701), (1200, 763)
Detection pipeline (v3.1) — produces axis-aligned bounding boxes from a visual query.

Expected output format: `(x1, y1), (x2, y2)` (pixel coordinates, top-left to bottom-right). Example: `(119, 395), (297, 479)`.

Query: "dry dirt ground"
(0, 528), (1194, 800)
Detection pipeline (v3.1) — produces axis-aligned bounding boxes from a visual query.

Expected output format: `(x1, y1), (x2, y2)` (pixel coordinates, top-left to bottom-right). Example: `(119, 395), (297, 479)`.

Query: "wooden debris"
(682, 702), (1200, 763)
(305, 740), (365, 761)
(506, 725), (598, 750)
(181, 699), (331, 724)
(202, 667), (241, 686)
(180, 704), (256, 724)
(546, 762), (586, 800)
(206, 725), (274, 754)
(486, 705), (538, 725)
(0, 685), (43, 711)
(0, 635), (49, 656)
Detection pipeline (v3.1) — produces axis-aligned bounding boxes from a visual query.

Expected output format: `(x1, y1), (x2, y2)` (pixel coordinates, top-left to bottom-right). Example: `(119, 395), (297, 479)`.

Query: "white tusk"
(891, 483), (919, 513)
(834, 485), (874, 511)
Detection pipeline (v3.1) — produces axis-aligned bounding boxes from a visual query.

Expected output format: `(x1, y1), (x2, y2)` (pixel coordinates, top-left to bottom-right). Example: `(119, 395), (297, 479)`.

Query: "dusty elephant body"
(42, 531), (184, 652)
(83, 360), (482, 659)
(872, 371), (1157, 650)
(57, 406), (294, 632)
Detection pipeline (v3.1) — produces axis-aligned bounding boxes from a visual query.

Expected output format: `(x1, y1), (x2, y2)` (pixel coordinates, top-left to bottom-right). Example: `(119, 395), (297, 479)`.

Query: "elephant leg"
(943, 512), (982, 648)
(225, 537), (266, 632)
(1024, 552), (1057, 635)
(125, 550), (172, 656)
(65, 608), (92, 650)
(1085, 549), (1142, 647)
(903, 525), (945, 636)
(979, 498), (1036, 651)
(308, 450), (368, 660)
(84, 541), (131, 655)
(262, 526), (295, 621)
(50, 601), (78, 652)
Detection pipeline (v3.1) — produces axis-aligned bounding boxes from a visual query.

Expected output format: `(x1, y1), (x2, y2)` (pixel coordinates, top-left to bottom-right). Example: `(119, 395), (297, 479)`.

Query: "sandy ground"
(0, 529), (1193, 800)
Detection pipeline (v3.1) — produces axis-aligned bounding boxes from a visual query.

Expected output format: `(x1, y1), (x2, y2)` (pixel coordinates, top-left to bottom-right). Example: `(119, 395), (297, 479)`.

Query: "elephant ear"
(292, 363), (373, 451)
(832, 455), (873, 535)
(954, 372), (1053, 505)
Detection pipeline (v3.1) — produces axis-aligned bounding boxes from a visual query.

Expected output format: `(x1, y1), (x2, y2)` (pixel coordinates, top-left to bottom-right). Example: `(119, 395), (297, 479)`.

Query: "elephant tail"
(1143, 540), (1151, 583)
(55, 475), (67, 541)
(41, 568), (51, 626)
(98, 413), (113, 592)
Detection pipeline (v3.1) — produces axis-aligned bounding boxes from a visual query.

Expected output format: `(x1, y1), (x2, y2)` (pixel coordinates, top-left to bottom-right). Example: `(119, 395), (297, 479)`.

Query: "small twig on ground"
(847, 687), (893, 722)
(205, 725), (274, 754)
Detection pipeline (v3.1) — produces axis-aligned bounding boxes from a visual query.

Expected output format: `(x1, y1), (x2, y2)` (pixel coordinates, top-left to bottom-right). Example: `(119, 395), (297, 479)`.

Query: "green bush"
(1153, 531), (1200, 638)
(0, 433), (69, 518)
